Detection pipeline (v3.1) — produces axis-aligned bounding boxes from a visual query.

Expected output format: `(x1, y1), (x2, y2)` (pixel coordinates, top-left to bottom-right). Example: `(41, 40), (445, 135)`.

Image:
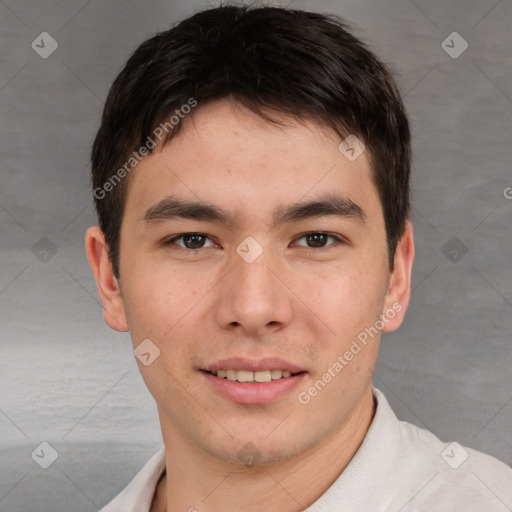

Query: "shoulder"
(365, 389), (512, 510)
(394, 418), (512, 510)
(100, 447), (166, 512)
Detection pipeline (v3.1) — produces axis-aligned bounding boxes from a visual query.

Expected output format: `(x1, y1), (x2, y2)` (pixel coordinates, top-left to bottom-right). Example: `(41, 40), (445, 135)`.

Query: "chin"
(200, 432), (313, 468)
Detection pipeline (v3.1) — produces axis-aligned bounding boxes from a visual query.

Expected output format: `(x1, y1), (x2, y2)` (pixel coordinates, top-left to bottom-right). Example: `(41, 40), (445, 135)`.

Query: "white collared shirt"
(101, 387), (512, 511)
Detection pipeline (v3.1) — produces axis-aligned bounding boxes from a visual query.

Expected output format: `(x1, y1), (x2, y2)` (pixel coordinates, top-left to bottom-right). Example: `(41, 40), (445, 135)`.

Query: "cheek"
(301, 269), (382, 405)
(123, 271), (206, 394)
(122, 263), (208, 344)
(299, 262), (387, 338)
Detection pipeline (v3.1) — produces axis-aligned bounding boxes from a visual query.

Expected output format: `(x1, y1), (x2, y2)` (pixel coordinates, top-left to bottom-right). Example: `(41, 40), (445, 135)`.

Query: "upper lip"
(202, 357), (305, 373)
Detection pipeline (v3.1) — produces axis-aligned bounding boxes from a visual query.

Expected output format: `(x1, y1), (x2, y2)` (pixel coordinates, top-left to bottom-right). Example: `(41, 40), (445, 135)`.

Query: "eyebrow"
(140, 193), (366, 228)
(141, 197), (236, 226)
(271, 194), (366, 228)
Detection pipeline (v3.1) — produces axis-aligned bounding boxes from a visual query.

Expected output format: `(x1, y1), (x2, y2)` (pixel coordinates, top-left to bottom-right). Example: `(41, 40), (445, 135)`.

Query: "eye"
(293, 232), (341, 249)
(166, 233), (216, 250)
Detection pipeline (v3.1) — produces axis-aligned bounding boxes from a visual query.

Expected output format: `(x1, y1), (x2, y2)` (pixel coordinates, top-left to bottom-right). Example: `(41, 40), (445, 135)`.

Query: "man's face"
(109, 99), (407, 464)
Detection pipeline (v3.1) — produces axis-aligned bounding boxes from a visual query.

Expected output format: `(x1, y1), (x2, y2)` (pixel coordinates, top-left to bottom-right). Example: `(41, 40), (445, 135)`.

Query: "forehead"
(123, 99), (382, 226)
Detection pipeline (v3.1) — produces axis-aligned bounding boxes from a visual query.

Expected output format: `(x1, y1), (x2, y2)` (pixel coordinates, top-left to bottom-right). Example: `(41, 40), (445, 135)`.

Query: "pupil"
(184, 234), (204, 249)
(307, 233), (327, 247)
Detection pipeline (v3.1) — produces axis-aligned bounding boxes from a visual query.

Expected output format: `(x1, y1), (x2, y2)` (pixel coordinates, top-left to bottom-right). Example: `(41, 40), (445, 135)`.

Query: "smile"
(209, 369), (299, 382)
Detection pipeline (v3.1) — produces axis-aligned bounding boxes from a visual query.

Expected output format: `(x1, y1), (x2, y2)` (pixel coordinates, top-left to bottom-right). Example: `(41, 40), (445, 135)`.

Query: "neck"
(153, 385), (376, 512)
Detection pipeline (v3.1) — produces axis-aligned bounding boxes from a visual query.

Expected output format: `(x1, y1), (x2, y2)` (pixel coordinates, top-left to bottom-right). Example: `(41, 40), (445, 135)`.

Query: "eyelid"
(292, 232), (344, 249)
(164, 231), (347, 251)
(165, 233), (218, 249)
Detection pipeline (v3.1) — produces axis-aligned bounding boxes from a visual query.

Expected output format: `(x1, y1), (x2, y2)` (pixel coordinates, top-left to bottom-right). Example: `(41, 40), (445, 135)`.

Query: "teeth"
(237, 370), (253, 382)
(212, 369), (296, 382)
(226, 369), (237, 381)
(271, 369), (283, 379)
(254, 370), (272, 382)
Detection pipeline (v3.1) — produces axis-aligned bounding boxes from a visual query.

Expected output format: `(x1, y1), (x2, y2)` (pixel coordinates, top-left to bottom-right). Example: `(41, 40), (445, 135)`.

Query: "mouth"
(204, 369), (304, 383)
(199, 359), (307, 405)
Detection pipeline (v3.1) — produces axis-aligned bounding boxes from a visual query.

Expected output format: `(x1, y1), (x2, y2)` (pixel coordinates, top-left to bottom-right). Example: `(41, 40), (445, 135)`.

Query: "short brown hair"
(91, 4), (411, 279)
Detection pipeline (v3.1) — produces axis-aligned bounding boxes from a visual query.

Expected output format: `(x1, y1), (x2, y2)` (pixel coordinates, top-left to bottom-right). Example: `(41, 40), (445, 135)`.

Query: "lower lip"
(201, 371), (306, 405)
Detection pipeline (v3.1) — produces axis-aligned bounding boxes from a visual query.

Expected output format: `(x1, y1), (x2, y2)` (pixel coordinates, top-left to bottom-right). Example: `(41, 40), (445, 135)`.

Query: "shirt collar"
(102, 386), (398, 511)
(306, 387), (401, 510)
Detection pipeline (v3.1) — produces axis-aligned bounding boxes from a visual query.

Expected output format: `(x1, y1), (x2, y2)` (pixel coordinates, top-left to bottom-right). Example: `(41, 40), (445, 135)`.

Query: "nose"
(213, 245), (294, 337)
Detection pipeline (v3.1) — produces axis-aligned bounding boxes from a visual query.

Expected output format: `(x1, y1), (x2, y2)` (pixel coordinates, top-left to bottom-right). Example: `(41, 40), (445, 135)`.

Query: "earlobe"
(381, 221), (415, 332)
(84, 226), (129, 332)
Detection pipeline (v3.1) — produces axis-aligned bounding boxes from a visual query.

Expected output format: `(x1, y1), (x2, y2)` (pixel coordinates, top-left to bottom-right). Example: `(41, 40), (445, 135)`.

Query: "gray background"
(0, 0), (511, 510)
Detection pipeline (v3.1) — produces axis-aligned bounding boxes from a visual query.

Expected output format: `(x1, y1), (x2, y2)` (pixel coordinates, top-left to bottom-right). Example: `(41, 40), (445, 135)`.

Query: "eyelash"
(164, 232), (345, 252)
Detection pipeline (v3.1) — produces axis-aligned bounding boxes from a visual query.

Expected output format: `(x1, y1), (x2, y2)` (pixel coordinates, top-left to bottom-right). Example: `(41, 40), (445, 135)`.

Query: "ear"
(85, 226), (128, 332)
(381, 221), (415, 332)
